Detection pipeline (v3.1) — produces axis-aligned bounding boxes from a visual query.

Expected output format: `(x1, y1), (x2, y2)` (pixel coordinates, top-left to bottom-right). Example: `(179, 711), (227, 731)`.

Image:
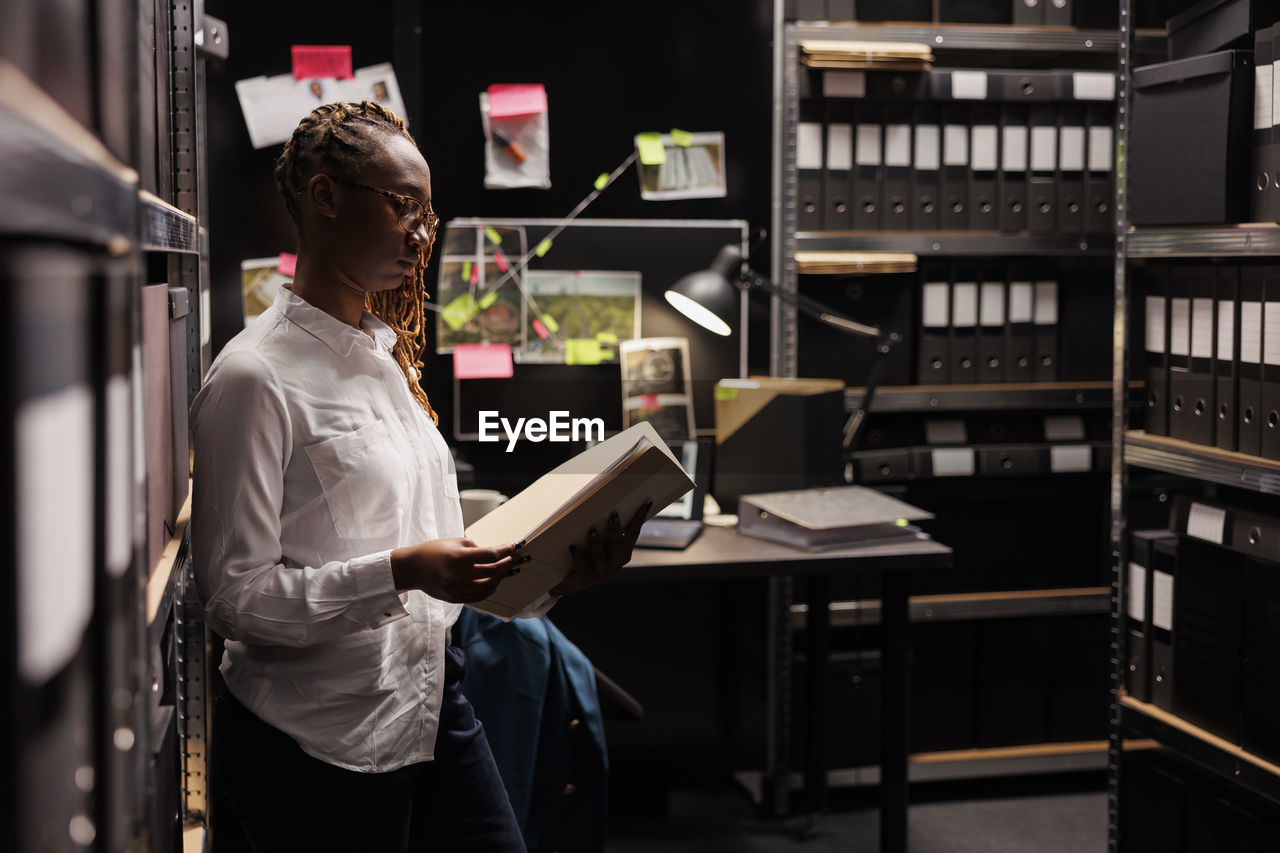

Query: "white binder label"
(923, 282), (949, 328)
(931, 447), (975, 476)
(1145, 295), (1166, 354)
(884, 124), (912, 167)
(1152, 571), (1174, 632)
(1256, 66), (1273, 131)
(1034, 281), (1058, 326)
(925, 419), (967, 445)
(855, 124), (882, 166)
(1191, 298), (1214, 359)
(980, 282), (1005, 326)
(1128, 562), (1147, 622)
(1266, 302), (1280, 366)
(1072, 71), (1116, 101)
(943, 124), (968, 167)
(1218, 300), (1235, 362)
(798, 122), (824, 170)
(1169, 298), (1190, 357)
(1187, 502), (1227, 544)
(951, 70), (988, 100)
(1044, 415), (1085, 441)
(17, 385), (95, 684)
(952, 282), (979, 327)
(1241, 302), (1263, 364)
(1059, 126), (1086, 172)
(201, 285), (212, 347)
(971, 126), (998, 172)
(1272, 60), (1280, 128)
(106, 376), (132, 577)
(1050, 445), (1093, 473)
(1030, 126), (1057, 172)
(1002, 125), (1028, 172)
(823, 70), (867, 98)
(1088, 126), (1113, 172)
(914, 125), (941, 171)
(827, 123), (853, 171)
(1009, 282), (1034, 323)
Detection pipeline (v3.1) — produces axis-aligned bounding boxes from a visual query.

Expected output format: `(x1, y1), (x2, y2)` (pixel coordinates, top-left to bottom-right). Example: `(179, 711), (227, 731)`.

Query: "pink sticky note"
(493, 250), (509, 272)
(487, 84), (547, 118)
(532, 319), (549, 340)
(453, 343), (514, 379)
(469, 265), (480, 285)
(638, 394), (660, 409)
(291, 45), (353, 80)
(277, 252), (297, 277)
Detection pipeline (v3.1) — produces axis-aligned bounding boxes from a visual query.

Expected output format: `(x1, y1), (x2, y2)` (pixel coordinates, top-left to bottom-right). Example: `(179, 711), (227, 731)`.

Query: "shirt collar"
(276, 287), (398, 357)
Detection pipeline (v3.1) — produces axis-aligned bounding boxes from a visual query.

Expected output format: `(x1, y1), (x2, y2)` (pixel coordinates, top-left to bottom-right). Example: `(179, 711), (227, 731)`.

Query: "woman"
(192, 101), (644, 852)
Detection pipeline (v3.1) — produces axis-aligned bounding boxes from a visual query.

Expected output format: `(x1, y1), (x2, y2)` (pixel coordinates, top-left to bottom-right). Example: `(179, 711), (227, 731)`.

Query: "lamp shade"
(664, 245), (744, 337)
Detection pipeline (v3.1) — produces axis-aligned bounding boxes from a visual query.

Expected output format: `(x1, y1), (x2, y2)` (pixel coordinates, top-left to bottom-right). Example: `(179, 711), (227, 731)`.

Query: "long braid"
(274, 101), (438, 423)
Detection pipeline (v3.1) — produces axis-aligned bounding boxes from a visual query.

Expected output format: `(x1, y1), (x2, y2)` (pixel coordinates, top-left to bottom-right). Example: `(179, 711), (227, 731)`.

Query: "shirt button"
(563, 783), (575, 796)
(569, 718), (581, 731)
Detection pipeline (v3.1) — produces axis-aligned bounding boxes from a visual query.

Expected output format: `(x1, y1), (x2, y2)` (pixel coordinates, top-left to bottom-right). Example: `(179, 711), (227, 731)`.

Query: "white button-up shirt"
(192, 287), (534, 773)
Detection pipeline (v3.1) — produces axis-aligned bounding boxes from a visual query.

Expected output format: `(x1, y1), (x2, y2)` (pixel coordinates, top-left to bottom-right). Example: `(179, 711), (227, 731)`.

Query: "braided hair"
(273, 101), (437, 423)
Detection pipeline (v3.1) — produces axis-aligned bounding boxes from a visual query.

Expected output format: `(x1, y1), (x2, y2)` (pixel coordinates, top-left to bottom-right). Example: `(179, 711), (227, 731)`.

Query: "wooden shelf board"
(1119, 693), (1280, 781)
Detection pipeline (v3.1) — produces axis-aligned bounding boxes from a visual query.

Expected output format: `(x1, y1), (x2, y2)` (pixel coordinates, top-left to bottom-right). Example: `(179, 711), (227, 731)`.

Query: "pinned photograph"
(634, 131), (727, 200)
(620, 337), (696, 440)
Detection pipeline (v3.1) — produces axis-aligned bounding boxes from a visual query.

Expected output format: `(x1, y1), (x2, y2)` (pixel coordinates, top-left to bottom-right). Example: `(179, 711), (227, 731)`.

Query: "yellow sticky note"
(478, 290), (498, 309)
(534, 238), (553, 257)
(635, 133), (666, 165)
(484, 226), (503, 246)
(595, 331), (618, 344)
(715, 385), (738, 401)
(442, 294), (476, 331)
(593, 173), (610, 191)
(540, 313), (560, 333)
(670, 128), (693, 147)
(565, 338), (603, 365)
(461, 261), (472, 282)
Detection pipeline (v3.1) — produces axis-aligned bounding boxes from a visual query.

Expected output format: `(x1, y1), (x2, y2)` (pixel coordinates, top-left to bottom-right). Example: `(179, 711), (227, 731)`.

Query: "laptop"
(635, 437), (711, 550)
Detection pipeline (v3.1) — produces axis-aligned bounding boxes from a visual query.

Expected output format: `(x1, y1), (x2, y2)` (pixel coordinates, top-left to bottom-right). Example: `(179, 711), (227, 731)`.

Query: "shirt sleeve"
(190, 349), (408, 647)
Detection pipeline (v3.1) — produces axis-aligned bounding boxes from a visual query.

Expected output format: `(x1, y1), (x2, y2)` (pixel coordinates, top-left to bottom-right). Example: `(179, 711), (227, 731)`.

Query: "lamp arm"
(739, 268), (882, 340)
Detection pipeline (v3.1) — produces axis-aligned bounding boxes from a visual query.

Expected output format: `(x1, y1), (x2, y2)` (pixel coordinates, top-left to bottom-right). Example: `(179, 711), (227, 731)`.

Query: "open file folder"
(737, 485), (932, 552)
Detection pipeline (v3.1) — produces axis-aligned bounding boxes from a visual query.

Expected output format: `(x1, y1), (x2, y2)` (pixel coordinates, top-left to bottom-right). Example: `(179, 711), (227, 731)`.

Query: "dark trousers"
(211, 646), (526, 853)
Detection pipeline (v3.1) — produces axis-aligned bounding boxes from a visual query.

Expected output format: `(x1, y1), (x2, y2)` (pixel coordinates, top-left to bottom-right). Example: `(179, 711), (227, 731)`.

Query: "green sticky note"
(484, 226), (503, 246)
(478, 290), (498, 309)
(565, 338), (603, 365)
(670, 128), (693, 147)
(593, 173), (610, 191)
(540, 313), (560, 333)
(534, 238), (553, 257)
(715, 385), (738, 401)
(442, 293), (476, 331)
(461, 261), (472, 282)
(595, 331), (618, 344)
(635, 132), (666, 166)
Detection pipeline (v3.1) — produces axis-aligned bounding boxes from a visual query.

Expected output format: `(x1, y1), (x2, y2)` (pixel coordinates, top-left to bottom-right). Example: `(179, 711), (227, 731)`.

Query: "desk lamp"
(665, 242), (900, 450)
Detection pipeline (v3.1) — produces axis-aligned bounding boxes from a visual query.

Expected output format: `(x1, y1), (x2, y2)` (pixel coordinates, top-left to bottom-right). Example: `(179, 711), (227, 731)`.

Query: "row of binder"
(797, 100), (1115, 233)
(803, 67), (1118, 104)
(1252, 26), (1280, 223)
(1126, 496), (1280, 766)
(786, 0), (1123, 27)
(1139, 263), (1280, 457)
(917, 277), (1059, 384)
(854, 442), (1109, 484)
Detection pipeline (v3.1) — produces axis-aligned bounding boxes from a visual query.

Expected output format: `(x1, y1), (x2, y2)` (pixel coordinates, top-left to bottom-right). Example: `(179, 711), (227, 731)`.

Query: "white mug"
(459, 488), (509, 527)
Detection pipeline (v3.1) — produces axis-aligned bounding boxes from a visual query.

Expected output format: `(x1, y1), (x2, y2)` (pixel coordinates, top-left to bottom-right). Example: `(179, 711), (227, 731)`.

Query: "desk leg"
(805, 573), (831, 815)
(880, 570), (909, 853)
(764, 575), (794, 818)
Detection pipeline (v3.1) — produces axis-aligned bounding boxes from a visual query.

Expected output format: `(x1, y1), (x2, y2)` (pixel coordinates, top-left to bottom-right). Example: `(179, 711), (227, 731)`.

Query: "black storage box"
(1129, 50), (1254, 225)
(1168, 0), (1271, 61)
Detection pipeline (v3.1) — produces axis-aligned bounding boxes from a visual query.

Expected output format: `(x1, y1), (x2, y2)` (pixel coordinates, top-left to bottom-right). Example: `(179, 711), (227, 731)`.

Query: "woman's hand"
(390, 538), (527, 603)
(550, 501), (651, 597)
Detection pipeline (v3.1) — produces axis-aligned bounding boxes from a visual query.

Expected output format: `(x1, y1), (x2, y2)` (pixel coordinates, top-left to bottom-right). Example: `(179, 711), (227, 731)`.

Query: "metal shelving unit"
(1127, 224), (1280, 257)
(1124, 431), (1280, 496)
(787, 22), (1160, 55)
(845, 380), (1138, 413)
(798, 232), (1112, 257)
(791, 586), (1110, 629)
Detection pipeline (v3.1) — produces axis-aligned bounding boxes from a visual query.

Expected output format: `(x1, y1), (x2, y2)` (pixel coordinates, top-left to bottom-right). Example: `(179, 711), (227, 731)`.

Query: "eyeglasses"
(328, 176), (439, 238)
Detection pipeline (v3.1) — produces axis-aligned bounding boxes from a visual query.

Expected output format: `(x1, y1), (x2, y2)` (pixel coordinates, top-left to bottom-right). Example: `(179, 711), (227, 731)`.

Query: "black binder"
(918, 278), (951, 383)
(1263, 265), (1280, 460)
(999, 103), (1029, 232)
(823, 102), (853, 231)
(1187, 266), (1217, 447)
(940, 104), (969, 230)
(1252, 26), (1274, 223)
(797, 103), (825, 232)
(1033, 280), (1058, 381)
(1058, 104), (1087, 234)
(853, 104), (883, 231)
(978, 279), (1005, 382)
(1242, 555), (1280, 766)
(910, 104), (941, 230)
(1140, 265), (1171, 436)
(1149, 535), (1177, 712)
(1011, 0), (1040, 25)
(1027, 104), (1058, 233)
(1127, 529), (1172, 704)
(1214, 264), (1240, 452)
(1005, 278), (1035, 382)
(950, 276), (979, 384)
(881, 105), (913, 229)
(968, 103), (1000, 230)
(1239, 266), (1265, 457)
(1167, 266), (1194, 442)
(1042, 0), (1071, 26)
(1085, 103), (1114, 234)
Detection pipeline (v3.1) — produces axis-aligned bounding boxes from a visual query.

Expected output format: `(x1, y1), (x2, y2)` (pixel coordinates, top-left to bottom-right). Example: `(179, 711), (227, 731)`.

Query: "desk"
(625, 525), (952, 853)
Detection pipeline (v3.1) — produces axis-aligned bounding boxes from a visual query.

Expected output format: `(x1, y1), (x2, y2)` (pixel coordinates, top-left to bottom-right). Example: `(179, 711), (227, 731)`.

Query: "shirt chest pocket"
(305, 420), (408, 540)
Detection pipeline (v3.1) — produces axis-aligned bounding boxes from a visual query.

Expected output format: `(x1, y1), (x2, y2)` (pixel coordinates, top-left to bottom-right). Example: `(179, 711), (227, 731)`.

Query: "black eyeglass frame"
(323, 175), (439, 237)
